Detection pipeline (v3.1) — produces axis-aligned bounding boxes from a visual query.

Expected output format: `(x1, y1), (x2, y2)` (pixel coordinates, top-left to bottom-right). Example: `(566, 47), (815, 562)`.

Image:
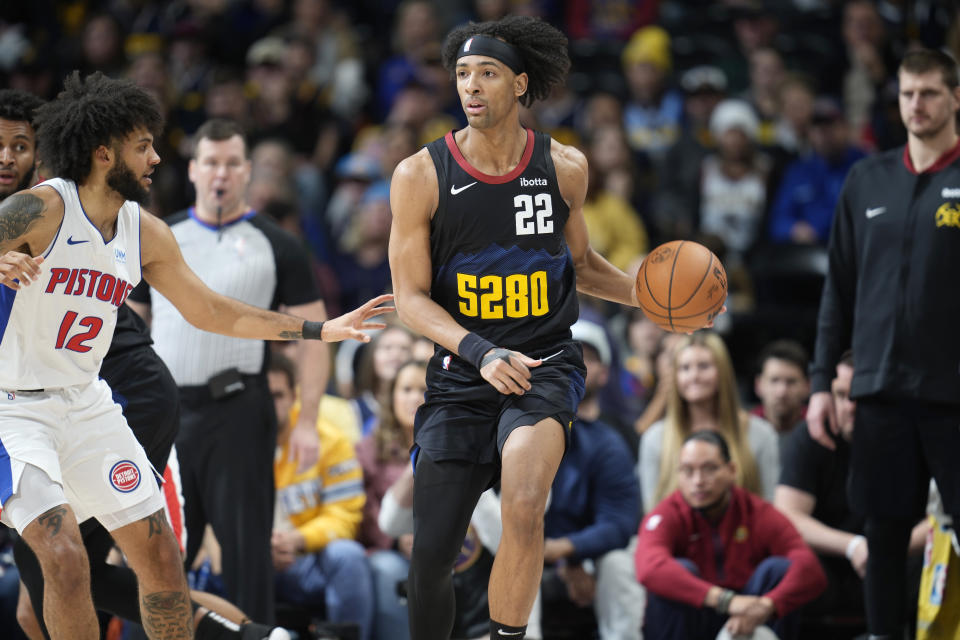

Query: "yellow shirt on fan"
(274, 399), (365, 552)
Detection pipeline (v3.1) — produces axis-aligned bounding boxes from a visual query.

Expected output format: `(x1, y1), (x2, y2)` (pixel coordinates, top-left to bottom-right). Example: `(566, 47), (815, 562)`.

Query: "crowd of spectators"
(2, 0), (959, 638)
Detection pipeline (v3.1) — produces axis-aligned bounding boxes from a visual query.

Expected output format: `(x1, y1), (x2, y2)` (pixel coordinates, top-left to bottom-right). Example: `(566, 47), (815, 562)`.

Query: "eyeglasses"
(678, 462), (722, 478)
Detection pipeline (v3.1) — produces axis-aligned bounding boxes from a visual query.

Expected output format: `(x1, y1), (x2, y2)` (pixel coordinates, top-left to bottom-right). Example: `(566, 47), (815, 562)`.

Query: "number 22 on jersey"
(515, 193), (553, 235)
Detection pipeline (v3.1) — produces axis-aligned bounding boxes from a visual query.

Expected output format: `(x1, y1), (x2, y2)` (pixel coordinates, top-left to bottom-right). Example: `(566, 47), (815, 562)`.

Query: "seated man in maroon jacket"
(635, 431), (826, 640)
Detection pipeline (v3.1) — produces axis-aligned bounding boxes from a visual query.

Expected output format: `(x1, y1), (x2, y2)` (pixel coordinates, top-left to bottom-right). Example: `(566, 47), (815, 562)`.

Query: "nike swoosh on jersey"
(865, 206), (886, 219)
(66, 236), (90, 245)
(450, 182), (478, 195)
(539, 349), (565, 362)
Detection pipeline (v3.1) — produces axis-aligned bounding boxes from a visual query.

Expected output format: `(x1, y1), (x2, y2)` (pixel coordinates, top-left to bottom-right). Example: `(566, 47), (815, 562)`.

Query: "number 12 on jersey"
(457, 271), (549, 319)
(55, 310), (104, 353)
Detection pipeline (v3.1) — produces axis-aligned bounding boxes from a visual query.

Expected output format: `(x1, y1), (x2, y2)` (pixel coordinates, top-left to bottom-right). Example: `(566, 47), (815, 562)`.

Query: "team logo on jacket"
(935, 202), (960, 229)
(930, 563), (947, 606)
(110, 460), (141, 493)
(734, 525), (749, 542)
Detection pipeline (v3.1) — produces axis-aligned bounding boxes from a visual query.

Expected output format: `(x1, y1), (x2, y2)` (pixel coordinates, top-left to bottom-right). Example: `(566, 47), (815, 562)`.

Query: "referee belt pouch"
(207, 368), (246, 400)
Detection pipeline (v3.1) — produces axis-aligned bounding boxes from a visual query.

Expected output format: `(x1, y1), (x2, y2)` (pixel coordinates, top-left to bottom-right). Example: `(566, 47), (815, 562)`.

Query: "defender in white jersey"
(0, 72), (392, 640)
(0, 176), (141, 389)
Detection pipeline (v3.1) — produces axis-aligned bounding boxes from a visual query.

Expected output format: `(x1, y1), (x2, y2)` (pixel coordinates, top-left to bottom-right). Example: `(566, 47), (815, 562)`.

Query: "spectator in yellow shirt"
(268, 353), (374, 639)
(582, 132), (649, 271)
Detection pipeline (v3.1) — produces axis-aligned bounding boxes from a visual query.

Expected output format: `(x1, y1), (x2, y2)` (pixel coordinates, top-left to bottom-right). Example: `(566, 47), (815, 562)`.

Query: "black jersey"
(427, 129), (578, 353)
(106, 302), (153, 358)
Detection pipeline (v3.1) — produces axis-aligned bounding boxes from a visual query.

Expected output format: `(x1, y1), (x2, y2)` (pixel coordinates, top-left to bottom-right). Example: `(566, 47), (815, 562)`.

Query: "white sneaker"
(240, 622), (292, 640)
(715, 625), (779, 640)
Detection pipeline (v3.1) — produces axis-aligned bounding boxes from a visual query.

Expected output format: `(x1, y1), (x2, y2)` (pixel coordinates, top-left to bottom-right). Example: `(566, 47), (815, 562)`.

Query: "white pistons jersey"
(0, 178), (141, 390)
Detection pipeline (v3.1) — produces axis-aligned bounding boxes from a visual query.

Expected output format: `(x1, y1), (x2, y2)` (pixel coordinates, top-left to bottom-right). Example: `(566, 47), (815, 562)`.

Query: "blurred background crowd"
(2, 0), (959, 638)
(4, 0), (957, 385)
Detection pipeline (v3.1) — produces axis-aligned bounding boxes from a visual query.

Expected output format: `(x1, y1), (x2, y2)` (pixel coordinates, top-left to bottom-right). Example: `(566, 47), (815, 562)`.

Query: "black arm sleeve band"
(302, 320), (324, 340)
(458, 332), (496, 370)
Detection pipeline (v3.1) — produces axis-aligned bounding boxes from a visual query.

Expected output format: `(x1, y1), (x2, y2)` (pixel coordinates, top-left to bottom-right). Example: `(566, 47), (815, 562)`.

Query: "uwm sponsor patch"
(109, 460), (141, 493)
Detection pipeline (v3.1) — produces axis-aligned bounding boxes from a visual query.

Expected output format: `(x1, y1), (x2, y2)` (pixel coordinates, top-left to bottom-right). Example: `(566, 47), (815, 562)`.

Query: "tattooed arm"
(139, 209), (393, 343)
(0, 187), (64, 290)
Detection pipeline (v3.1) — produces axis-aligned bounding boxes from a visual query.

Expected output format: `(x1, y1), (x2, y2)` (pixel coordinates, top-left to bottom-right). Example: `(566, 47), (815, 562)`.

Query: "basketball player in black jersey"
(389, 16), (646, 640)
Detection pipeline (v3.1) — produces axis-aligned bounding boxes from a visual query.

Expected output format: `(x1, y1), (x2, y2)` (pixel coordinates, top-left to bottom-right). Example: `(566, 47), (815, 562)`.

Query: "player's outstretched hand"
(321, 294), (395, 342)
(806, 391), (837, 450)
(0, 251), (43, 290)
(480, 349), (542, 395)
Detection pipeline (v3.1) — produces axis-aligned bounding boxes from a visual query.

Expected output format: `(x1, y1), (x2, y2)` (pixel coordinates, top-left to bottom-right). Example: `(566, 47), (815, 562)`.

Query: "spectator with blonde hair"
(355, 359), (427, 640)
(639, 332), (779, 513)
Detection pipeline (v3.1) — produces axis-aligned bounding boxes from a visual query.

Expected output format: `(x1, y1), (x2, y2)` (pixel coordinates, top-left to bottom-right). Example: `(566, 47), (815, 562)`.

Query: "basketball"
(634, 240), (727, 333)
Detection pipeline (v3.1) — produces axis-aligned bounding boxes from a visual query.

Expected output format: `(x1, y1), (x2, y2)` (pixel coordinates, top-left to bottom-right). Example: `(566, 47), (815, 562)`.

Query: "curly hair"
(440, 15), (570, 107)
(0, 89), (44, 127)
(34, 71), (164, 184)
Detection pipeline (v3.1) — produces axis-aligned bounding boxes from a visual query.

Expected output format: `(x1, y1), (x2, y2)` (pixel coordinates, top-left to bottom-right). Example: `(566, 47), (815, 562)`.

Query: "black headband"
(456, 34), (525, 75)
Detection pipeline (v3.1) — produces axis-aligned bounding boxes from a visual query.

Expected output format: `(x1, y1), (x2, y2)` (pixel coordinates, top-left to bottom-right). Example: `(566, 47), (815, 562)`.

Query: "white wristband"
(845, 534), (866, 560)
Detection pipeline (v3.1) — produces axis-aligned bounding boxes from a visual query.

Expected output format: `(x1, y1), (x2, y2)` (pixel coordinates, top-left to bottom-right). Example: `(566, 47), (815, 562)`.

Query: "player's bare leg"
(16, 580), (48, 640)
(489, 418), (566, 629)
(111, 509), (194, 639)
(18, 560), (275, 640)
(190, 590), (247, 625)
(19, 504), (99, 639)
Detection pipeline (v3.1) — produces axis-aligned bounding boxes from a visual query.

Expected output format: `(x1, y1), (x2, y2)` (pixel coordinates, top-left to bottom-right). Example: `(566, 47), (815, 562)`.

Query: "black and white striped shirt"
(129, 208), (319, 386)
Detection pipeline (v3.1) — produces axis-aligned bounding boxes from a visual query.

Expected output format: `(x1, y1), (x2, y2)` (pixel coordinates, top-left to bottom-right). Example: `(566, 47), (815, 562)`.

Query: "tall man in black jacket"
(807, 48), (960, 639)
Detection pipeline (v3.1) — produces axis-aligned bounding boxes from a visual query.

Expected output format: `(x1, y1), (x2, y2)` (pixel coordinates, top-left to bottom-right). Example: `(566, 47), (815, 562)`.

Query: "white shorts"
(0, 379), (163, 533)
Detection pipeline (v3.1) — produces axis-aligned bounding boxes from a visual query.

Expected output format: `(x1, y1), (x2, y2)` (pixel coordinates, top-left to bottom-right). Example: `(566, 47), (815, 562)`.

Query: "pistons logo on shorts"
(109, 460), (141, 493)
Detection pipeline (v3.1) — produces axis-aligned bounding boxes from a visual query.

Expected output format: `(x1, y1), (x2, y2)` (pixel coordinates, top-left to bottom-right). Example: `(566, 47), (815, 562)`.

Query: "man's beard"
(106, 158), (149, 204)
(0, 165), (36, 200)
(15, 166), (35, 193)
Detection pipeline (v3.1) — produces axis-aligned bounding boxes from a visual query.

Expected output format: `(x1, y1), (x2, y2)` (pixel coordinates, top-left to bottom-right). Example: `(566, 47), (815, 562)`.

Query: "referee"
(128, 118), (329, 623)
(807, 49), (960, 639)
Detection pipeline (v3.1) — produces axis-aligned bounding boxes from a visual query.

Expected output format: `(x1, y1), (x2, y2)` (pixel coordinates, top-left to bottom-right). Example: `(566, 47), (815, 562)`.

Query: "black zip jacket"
(811, 141), (960, 403)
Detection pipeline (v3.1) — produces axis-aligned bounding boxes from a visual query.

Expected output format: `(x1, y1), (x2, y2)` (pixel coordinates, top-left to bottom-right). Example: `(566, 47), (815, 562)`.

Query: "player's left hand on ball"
(0, 252), (43, 290)
(322, 294), (395, 342)
(480, 349), (541, 395)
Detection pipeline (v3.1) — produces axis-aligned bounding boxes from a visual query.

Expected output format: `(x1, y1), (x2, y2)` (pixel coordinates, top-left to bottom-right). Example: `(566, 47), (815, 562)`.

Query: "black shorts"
(849, 395), (960, 520)
(415, 340), (586, 464)
(100, 345), (180, 472)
